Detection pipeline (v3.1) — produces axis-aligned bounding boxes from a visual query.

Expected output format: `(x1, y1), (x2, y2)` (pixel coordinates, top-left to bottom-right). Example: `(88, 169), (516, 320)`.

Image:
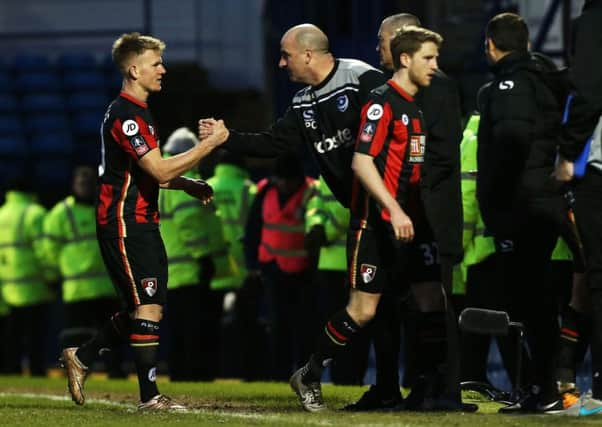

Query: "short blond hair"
(112, 32), (166, 77)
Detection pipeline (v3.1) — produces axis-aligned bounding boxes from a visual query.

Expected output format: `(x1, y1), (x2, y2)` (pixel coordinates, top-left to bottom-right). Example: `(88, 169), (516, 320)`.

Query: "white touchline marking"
(0, 393), (335, 425)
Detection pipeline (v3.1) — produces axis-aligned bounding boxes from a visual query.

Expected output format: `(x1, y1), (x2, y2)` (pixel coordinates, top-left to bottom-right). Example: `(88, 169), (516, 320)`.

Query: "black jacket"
(416, 70), (463, 261)
(477, 51), (566, 238)
(559, 0), (602, 160)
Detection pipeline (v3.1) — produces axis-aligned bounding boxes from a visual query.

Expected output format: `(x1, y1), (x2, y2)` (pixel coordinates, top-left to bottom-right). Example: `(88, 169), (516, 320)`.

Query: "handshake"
(198, 118), (227, 142)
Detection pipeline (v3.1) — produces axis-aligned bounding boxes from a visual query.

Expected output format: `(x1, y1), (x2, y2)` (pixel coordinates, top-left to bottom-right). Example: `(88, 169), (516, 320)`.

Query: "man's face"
(407, 41), (439, 88)
(132, 49), (166, 93)
(73, 167), (96, 201)
(376, 23), (395, 71)
(278, 33), (308, 83)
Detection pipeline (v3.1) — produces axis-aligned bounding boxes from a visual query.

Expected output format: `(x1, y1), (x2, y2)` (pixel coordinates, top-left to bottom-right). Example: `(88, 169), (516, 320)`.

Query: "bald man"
(199, 23), (386, 208)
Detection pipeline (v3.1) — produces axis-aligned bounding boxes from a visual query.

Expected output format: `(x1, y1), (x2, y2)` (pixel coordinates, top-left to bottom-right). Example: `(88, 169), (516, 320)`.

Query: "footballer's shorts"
(347, 218), (441, 294)
(98, 230), (168, 311)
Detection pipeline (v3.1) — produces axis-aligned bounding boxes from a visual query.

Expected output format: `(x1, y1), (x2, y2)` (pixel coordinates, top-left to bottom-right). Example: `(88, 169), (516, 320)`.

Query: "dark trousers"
(575, 167), (602, 397)
(62, 297), (125, 377)
(4, 303), (49, 376)
(261, 261), (317, 381)
(166, 284), (207, 381)
(498, 209), (560, 399)
(315, 269), (369, 385)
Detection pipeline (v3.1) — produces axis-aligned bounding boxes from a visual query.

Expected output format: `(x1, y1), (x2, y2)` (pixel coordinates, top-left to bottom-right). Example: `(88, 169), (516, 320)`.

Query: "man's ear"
(400, 52), (411, 68)
(128, 63), (138, 80)
(304, 49), (312, 64)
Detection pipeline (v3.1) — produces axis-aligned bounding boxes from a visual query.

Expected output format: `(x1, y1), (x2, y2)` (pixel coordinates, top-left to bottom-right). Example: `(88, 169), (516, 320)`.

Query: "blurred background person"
(0, 175), (55, 376)
(243, 151), (317, 381)
(206, 150), (257, 377)
(159, 127), (238, 381)
(41, 165), (125, 378)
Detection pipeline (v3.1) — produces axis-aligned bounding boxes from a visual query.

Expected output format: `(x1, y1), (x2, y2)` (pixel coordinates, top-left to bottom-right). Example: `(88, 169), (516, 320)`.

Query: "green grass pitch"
(0, 375), (599, 426)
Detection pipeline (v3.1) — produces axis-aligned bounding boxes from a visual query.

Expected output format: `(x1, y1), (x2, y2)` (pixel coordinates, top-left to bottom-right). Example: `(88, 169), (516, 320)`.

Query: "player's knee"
(134, 303), (163, 322)
(346, 305), (377, 327)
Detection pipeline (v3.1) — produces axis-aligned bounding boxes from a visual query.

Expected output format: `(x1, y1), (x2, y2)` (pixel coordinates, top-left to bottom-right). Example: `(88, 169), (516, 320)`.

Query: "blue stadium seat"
(25, 113), (70, 134)
(66, 91), (108, 112)
(57, 53), (97, 70)
(0, 159), (27, 187)
(74, 140), (100, 166)
(33, 159), (72, 188)
(16, 72), (61, 93)
(63, 70), (106, 91)
(20, 94), (65, 113)
(0, 135), (27, 156)
(0, 71), (13, 93)
(13, 54), (52, 71)
(0, 115), (23, 135)
(30, 132), (73, 155)
(0, 94), (18, 113)
(72, 111), (103, 135)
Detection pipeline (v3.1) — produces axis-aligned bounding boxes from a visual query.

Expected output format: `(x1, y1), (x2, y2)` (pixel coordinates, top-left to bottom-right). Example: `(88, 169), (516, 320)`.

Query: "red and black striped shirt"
(96, 92), (160, 238)
(351, 80), (425, 227)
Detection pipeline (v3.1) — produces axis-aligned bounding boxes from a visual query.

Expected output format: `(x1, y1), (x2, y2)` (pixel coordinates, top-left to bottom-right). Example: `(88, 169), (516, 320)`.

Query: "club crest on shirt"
(130, 135), (150, 156)
(336, 94), (349, 112)
(141, 277), (158, 297)
(360, 264), (377, 283)
(360, 122), (375, 142)
(122, 119), (139, 136)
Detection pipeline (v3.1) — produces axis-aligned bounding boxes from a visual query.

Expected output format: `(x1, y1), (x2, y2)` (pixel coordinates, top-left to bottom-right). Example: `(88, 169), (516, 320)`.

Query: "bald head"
(381, 13), (421, 32)
(279, 23), (334, 85)
(283, 24), (329, 53)
(377, 14), (422, 71)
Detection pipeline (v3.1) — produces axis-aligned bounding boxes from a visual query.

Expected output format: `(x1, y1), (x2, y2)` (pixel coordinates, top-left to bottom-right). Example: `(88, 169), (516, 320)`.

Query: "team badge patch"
(360, 122), (375, 142)
(130, 135), (150, 156)
(360, 264), (377, 283)
(409, 134), (425, 163)
(336, 94), (349, 112)
(122, 119), (139, 136)
(367, 104), (383, 120)
(141, 277), (158, 297)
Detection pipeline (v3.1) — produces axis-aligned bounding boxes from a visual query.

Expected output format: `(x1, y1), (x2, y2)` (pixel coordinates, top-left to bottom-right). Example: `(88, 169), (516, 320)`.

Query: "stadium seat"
(13, 54), (52, 71)
(57, 53), (97, 70)
(30, 132), (73, 155)
(25, 113), (70, 134)
(33, 159), (72, 188)
(0, 115), (23, 135)
(0, 71), (14, 93)
(72, 111), (103, 135)
(66, 91), (108, 112)
(16, 72), (61, 93)
(0, 94), (18, 113)
(74, 140), (100, 165)
(0, 135), (27, 156)
(0, 158), (27, 187)
(20, 94), (66, 113)
(63, 70), (106, 91)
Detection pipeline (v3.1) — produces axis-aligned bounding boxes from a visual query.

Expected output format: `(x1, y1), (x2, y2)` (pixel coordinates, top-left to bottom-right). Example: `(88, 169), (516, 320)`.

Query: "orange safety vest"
(258, 177), (315, 273)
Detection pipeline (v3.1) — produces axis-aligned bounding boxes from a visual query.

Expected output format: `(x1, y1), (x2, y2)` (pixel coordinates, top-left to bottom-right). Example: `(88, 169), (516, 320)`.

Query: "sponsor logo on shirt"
(313, 128), (353, 153)
(409, 134), (425, 163)
(367, 104), (384, 120)
(122, 119), (139, 136)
